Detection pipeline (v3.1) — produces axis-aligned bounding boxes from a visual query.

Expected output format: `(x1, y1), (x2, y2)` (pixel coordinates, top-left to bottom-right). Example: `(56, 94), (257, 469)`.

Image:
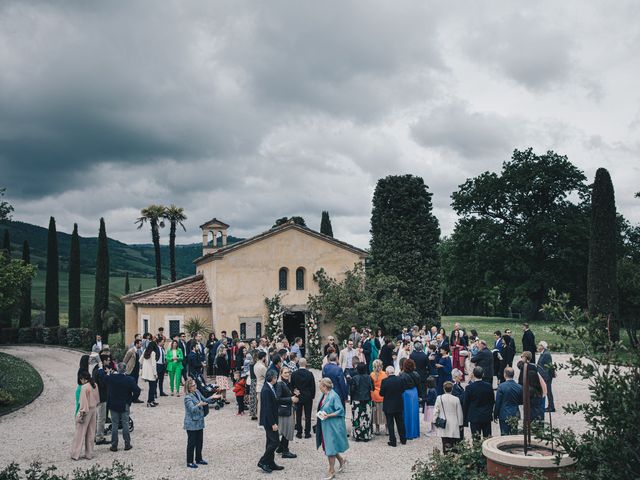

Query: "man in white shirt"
(290, 337), (303, 358)
(339, 339), (356, 372)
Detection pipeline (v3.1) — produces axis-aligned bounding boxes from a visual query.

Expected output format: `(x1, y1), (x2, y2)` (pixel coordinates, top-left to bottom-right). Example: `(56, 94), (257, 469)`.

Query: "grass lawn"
(31, 271), (158, 315)
(0, 352), (44, 415)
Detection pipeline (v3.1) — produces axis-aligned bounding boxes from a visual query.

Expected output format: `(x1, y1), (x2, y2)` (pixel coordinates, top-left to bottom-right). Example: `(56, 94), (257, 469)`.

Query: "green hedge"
(34, 327), (44, 343)
(1, 328), (18, 344)
(42, 327), (59, 345)
(67, 328), (93, 349)
(17, 328), (35, 344)
(57, 326), (67, 345)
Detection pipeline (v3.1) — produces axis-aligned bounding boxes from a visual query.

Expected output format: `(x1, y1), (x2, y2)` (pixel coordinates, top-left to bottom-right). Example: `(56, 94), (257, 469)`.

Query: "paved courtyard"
(0, 346), (590, 479)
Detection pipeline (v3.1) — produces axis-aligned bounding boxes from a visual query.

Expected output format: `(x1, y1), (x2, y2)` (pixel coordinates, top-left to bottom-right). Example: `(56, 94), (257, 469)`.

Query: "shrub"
(108, 344), (127, 363)
(42, 327), (59, 345)
(33, 327), (44, 343)
(0, 461), (134, 480)
(1, 328), (18, 343)
(67, 328), (93, 350)
(0, 389), (15, 406)
(57, 326), (67, 346)
(17, 328), (35, 344)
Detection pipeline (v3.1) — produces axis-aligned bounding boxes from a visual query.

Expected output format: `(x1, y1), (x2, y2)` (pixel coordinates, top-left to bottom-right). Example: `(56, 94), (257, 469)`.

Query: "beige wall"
(198, 228), (364, 337)
(124, 304), (212, 344)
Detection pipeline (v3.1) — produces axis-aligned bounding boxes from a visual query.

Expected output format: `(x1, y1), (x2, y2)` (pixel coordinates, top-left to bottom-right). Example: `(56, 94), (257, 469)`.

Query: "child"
(423, 376), (437, 437)
(232, 370), (247, 416)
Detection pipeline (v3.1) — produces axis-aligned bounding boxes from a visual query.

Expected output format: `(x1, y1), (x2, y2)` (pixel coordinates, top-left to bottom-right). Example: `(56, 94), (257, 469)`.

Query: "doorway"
(283, 311), (305, 354)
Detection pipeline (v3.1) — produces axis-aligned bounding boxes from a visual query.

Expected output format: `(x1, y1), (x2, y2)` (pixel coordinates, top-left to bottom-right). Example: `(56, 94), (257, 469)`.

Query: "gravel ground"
(0, 346), (590, 480)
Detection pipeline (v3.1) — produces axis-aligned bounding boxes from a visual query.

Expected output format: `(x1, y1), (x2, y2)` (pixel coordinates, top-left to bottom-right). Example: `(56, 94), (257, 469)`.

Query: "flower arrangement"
(264, 294), (284, 341)
(305, 309), (323, 369)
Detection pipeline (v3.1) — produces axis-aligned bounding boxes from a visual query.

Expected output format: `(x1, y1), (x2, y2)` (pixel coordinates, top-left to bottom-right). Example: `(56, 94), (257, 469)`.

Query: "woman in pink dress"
(450, 329), (467, 381)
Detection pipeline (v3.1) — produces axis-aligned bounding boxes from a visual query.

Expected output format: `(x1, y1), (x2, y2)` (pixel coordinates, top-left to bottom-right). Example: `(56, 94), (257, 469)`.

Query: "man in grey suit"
(536, 341), (555, 412)
(493, 367), (523, 435)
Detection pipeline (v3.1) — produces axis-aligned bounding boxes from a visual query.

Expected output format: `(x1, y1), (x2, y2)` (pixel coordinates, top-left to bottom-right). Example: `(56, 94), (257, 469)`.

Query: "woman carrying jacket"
(433, 381), (464, 453)
(167, 340), (185, 396)
(183, 377), (221, 468)
(316, 377), (348, 480)
(349, 363), (374, 441)
(71, 371), (100, 460)
(274, 366), (299, 459)
(141, 343), (158, 407)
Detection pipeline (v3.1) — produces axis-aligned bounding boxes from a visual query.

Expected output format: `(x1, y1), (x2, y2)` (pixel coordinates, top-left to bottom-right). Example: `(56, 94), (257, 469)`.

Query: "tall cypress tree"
(587, 168), (619, 341)
(2, 229), (10, 256)
(45, 216), (59, 327)
(93, 218), (110, 341)
(19, 240), (32, 328)
(124, 272), (130, 295)
(68, 223), (81, 328)
(370, 175), (442, 325)
(320, 211), (334, 237)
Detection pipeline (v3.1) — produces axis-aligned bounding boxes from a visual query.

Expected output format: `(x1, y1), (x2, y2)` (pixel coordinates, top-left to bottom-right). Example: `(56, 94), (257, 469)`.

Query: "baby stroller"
(104, 413), (134, 435)
(193, 373), (226, 410)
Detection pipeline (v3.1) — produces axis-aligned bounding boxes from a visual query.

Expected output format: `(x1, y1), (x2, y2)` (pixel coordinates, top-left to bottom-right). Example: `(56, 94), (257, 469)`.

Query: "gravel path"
(0, 346), (590, 479)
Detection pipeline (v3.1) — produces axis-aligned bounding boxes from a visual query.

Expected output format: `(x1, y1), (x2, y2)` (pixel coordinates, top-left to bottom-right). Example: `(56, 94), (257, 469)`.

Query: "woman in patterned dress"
(349, 363), (373, 441)
(214, 345), (231, 404)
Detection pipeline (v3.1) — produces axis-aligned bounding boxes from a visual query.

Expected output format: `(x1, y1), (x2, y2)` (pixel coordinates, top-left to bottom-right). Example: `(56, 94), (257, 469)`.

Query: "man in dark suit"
(502, 330), (516, 367)
(177, 332), (189, 381)
(522, 323), (536, 363)
(321, 353), (348, 405)
(536, 341), (555, 412)
(410, 342), (429, 408)
(379, 366), (406, 447)
(291, 358), (316, 439)
(470, 340), (494, 385)
(463, 367), (495, 439)
(98, 362), (141, 451)
(493, 367), (523, 435)
(379, 339), (395, 369)
(258, 370), (284, 474)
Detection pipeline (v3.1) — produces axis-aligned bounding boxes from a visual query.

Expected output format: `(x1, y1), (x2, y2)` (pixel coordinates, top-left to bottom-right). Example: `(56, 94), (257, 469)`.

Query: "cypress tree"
(19, 240), (32, 328)
(138, 283), (142, 292)
(124, 272), (130, 295)
(320, 211), (334, 237)
(93, 218), (110, 341)
(2, 229), (10, 256)
(68, 223), (81, 328)
(45, 216), (59, 327)
(370, 174), (442, 325)
(587, 168), (619, 341)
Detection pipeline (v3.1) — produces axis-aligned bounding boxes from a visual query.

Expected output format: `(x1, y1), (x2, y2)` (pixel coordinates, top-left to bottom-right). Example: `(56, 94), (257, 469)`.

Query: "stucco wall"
(124, 304), (212, 343)
(198, 228), (364, 337)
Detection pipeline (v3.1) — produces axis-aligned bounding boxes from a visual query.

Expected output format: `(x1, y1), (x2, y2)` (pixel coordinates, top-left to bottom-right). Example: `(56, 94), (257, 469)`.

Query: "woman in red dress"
(450, 329), (467, 381)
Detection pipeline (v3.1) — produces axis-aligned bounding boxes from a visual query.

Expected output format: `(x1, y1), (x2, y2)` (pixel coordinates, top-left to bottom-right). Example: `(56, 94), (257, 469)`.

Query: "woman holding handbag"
(433, 381), (464, 453)
(183, 378), (221, 468)
(71, 371), (100, 460)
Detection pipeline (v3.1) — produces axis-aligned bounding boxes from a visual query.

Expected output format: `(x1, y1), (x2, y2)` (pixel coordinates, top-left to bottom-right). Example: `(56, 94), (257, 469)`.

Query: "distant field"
(31, 271), (158, 314)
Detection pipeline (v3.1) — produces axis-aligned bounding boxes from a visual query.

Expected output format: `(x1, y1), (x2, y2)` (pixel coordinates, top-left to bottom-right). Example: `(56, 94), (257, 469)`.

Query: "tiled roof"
(122, 275), (211, 306)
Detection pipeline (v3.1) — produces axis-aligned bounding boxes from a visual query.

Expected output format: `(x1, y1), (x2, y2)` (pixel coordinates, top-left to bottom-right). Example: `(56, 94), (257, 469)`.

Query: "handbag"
(76, 411), (86, 424)
(434, 397), (447, 429)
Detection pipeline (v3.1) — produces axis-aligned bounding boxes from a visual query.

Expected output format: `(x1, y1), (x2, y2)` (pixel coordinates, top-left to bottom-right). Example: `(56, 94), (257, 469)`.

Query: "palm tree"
(135, 204), (166, 287)
(163, 205), (187, 282)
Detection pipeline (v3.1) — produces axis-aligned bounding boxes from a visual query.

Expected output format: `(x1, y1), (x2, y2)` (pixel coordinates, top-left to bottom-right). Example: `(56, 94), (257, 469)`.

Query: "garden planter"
(482, 435), (575, 479)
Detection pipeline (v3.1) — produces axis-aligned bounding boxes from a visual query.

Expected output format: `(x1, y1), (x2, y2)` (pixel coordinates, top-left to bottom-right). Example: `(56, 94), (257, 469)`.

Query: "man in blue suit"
(321, 353), (348, 405)
(463, 367), (495, 439)
(258, 370), (284, 474)
(493, 367), (523, 435)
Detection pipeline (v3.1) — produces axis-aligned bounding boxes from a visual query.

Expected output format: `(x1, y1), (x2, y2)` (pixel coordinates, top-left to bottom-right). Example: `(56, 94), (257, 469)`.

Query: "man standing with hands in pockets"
(258, 370), (284, 474)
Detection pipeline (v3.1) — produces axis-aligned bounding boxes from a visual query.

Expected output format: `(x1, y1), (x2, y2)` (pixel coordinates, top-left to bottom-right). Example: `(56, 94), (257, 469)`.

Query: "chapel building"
(123, 218), (367, 346)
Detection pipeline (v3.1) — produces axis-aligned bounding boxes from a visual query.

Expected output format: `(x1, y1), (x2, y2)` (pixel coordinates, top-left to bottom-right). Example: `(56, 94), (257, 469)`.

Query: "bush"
(57, 326), (67, 346)
(0, 389), (15, 406)
(0, 461), (134, 480)
(33, 327), (44, 343)
(17, 328), (35, 344)
(1, 328), (18, 343)
(42, 327), (59, 345)
(108, 344), (127, 363)
(67, 328), (93, 350)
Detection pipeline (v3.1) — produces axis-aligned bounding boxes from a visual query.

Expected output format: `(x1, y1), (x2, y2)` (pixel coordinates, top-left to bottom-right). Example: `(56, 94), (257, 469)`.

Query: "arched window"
(279, 267), (288, 290)
(296, 267), (305, 290)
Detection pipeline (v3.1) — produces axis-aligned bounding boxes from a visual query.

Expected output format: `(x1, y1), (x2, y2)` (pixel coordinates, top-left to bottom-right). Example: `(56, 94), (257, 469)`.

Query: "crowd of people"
(70, 322), (556, 478)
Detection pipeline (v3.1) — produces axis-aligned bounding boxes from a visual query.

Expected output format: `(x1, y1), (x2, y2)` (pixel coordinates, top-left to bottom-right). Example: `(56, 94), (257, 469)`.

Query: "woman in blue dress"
(316, 377), (349, 480)
(435, 346), (453, 395)
(399, 358), (421, 440)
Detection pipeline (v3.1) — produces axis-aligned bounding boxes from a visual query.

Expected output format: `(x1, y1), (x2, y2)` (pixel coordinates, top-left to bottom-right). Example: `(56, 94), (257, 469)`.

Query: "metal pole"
(523, 361), (530, 455)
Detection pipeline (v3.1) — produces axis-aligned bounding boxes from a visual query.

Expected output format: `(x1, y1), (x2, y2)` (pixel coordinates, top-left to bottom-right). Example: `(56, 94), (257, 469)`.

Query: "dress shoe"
(304, 433), (312, 439)
(187, 463), (198, 469)
(160, 393), (168, 397)
(95, 439), (109, 445)
(401, 440), (407, 445)
(295, 432), (302, 439)
(270, 464), (284, 471)
(196, 460), (208, 465)
(124, 444), (132, 451)
(257, 463), (272, 473)
(387, 441), (397, 447)
(110, 446), (118, 452)
(275, 446), (283, 454)
(282, 452), (297, 459)
(132, 399), (143, 403)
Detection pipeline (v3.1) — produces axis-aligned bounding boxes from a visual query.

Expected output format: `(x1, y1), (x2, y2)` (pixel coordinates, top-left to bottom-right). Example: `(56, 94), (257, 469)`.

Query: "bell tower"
(199, 218), (230, 255)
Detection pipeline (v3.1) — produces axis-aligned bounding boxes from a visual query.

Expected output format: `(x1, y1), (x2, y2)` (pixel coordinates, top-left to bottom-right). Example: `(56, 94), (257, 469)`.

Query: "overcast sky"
(1, 1), (639, 249)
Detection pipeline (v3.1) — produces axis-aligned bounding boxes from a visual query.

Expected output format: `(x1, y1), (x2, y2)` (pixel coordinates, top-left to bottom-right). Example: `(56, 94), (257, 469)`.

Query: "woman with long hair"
(450, 329), (467, 381)
(369, 359), (387, 435)
(141, 343), (158, 407)
(206, 332), (217, 377)
(167, 339), (185, 396)
(399, 358), (421, 440)
(215, 345), (231, 403)
(71, 371), (100, 460)
(275, 366), (299, 459)
(350, 363), (373, 441)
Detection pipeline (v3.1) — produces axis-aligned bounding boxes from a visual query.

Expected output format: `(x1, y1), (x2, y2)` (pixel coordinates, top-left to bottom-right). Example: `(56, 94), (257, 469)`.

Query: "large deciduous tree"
(370, 174), (442, 325)
(450, 148), (589, 320)
(320, 211), (334, 237)
(587, 168), (620, 341)
(136, 204), (165, 287)
(19, 240), (32, 328)
(68, 223), (81, 328)
(93, 218), (110, 341)
(0, 188), (14, 222)
(45, 216), (59, 327)
(163, 205), (187, 283)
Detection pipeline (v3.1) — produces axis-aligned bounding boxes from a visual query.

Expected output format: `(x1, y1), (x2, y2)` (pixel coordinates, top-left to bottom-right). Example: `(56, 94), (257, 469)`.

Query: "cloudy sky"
(1, 1), (639, 248)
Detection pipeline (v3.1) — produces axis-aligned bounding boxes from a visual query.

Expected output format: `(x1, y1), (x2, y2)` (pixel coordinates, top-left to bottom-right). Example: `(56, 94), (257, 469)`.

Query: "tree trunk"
(152, 221), (162, 287)
(170, 221), (177, 283)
